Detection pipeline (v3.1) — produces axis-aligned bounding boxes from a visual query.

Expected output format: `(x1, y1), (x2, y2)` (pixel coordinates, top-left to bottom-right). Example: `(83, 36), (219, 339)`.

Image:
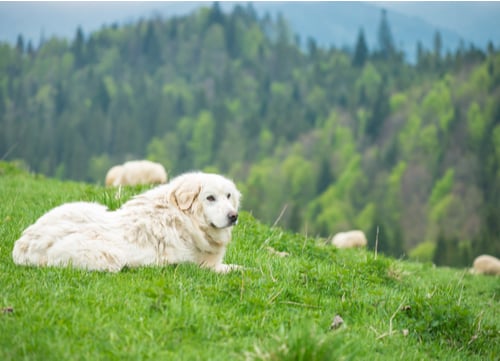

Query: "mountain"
(375, 1), (500, 49)
(244, 1), (467, 62)
(1, 1), (499, 63)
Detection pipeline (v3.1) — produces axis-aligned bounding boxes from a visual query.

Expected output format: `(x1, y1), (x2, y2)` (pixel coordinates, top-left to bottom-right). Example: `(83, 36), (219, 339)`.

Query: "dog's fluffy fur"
(12, 172), (242, 273)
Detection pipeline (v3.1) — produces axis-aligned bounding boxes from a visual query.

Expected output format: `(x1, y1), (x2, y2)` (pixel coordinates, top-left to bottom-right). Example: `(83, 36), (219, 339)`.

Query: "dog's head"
(170, 172), (241, 229)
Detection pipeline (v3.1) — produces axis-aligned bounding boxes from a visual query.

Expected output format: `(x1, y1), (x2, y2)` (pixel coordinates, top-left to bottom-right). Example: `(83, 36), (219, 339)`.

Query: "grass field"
(1, 161), (499, 360)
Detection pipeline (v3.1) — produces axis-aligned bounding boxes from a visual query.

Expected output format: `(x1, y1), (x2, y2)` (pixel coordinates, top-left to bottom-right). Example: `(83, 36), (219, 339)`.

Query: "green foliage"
(408, 241), (436, 263)
(88, 154), (114, 184)
(354, 202), (375, 232)
(429, 194), (454, 223)
(421, 80), (455, 132)
(306, 155), (363, 235)
(432, 234), (474, 268)
(389, 92), (407, 112)
(417, 124), (439, 158)
(355, 62), (382, 105)
(492, 125), (500, 168)
(429, 169), (454, 209)
(352, 28), (368, 67)
(466, 102), (487, 146)
(189, 110), (216, 169)
(146, 132), (179, 173)
(398, 114), (421, 156)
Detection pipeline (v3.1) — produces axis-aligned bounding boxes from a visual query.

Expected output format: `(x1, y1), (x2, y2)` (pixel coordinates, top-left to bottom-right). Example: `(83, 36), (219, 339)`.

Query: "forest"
(1, 3), (499, 265)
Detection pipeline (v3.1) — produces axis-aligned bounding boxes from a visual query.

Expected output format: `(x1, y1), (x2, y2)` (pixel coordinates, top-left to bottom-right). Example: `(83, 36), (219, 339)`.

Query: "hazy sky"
(1, 1), (499, 48)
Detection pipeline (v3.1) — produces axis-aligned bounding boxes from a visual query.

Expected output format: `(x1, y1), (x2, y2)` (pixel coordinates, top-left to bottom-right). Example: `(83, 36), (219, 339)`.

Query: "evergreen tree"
(366, 80), (389, 139)
(416, 41), (424, 62)
(376, 9), (395, 60)
(352, 28), (368, 67)
(307, 37), (318, 59)
(72, 27), (85, 68)
(316, 158), (332, 194)
(26, 40), (35, 57)
(433, 31), (442, 61)
(143, 21), (161, 66)
(15, 34), (24, 53)
(433, 31), (443, 71)
(208, 2), (224, 26)
(487, 41), (495, 55)
(433, 232), (451, 266)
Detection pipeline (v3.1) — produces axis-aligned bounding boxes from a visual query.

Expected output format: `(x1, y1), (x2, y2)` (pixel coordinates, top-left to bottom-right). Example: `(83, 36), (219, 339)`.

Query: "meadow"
(1, 162), (499, 360)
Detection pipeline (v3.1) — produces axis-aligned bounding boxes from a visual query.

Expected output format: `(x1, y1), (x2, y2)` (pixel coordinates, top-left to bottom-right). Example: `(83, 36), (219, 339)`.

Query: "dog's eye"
(206, 195), (216, 202)
(227, 193), (231, 199)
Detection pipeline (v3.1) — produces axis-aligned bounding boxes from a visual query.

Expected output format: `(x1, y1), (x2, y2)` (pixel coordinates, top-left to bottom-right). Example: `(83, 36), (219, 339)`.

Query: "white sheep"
(105, 165), (124, 186)
(105, 160), (167, 186)
(472, 254), (500, 276)
(330, 230), (367, 248)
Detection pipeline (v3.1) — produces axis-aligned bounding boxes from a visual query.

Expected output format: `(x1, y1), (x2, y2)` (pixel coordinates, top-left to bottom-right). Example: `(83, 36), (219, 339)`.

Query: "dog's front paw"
(214, 263), (243, 273)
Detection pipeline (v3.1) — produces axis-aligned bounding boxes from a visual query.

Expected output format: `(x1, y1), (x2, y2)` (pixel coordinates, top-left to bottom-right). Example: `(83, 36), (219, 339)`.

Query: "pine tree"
(366, 80), (389, 139)
(208, 2), (224, 26)
(72, 27), (85, 68)
(433, 31), (443, 71)
(377, 9), (395, 60)
(16, 34), (24, 53)
(26, 40), (34, 57)
(307, 37), (318, 58)
(143, 22), (161, 65)
(433, 232), (449, 266)
(416, 41), (425, 69)
(352, 28), (368, 67)
(433, 31), (442, 60)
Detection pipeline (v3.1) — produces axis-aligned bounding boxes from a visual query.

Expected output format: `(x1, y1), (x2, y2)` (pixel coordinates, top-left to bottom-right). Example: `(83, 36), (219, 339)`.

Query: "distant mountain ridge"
(375, 1), (500, 49)
(1, 1), (498, 63)
(245, 1), (467, 62)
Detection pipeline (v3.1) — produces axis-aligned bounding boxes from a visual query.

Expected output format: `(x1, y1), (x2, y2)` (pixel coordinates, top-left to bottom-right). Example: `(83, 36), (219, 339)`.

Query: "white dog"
(12, 172), (242, 273)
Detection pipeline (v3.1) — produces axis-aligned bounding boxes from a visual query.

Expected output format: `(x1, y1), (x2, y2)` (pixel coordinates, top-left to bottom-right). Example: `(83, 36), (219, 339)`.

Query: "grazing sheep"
(330, 230), (367, 248)
(105, 165), (124, 186)
(105, 160), (167, 186)
(472, 254), (500, 276)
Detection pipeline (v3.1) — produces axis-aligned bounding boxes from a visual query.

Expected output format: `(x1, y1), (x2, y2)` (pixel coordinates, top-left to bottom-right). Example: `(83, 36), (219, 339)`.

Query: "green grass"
(1, 161), (499, 360)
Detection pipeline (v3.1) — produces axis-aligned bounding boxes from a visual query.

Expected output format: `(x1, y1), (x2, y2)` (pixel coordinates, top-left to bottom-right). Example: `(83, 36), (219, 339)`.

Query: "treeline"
(1, 3), (499, 264)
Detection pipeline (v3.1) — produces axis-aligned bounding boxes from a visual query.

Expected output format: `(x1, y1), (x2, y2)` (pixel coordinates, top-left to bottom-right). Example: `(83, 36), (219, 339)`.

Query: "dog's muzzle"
(210, 212), (239, 229)
(228, 212), (238, 226)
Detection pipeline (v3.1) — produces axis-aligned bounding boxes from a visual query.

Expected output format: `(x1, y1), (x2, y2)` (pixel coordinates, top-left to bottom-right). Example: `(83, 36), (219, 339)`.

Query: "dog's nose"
(228, 212), (238, 225)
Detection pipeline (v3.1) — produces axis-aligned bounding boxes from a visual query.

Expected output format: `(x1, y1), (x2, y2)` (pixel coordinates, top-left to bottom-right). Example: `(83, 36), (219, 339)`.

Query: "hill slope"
(1, 162), (499, 360)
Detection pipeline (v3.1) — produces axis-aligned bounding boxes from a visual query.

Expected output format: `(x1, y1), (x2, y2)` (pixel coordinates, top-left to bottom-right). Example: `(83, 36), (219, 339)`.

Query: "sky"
(1, 1), (499, 49)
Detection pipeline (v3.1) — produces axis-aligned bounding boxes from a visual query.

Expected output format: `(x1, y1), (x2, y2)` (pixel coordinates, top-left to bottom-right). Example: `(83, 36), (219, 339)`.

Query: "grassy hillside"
(1, 162), (499, 360)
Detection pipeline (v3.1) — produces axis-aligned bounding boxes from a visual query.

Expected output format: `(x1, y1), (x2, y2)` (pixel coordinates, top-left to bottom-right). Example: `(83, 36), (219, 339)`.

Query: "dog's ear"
(171, 180), (201, 211)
